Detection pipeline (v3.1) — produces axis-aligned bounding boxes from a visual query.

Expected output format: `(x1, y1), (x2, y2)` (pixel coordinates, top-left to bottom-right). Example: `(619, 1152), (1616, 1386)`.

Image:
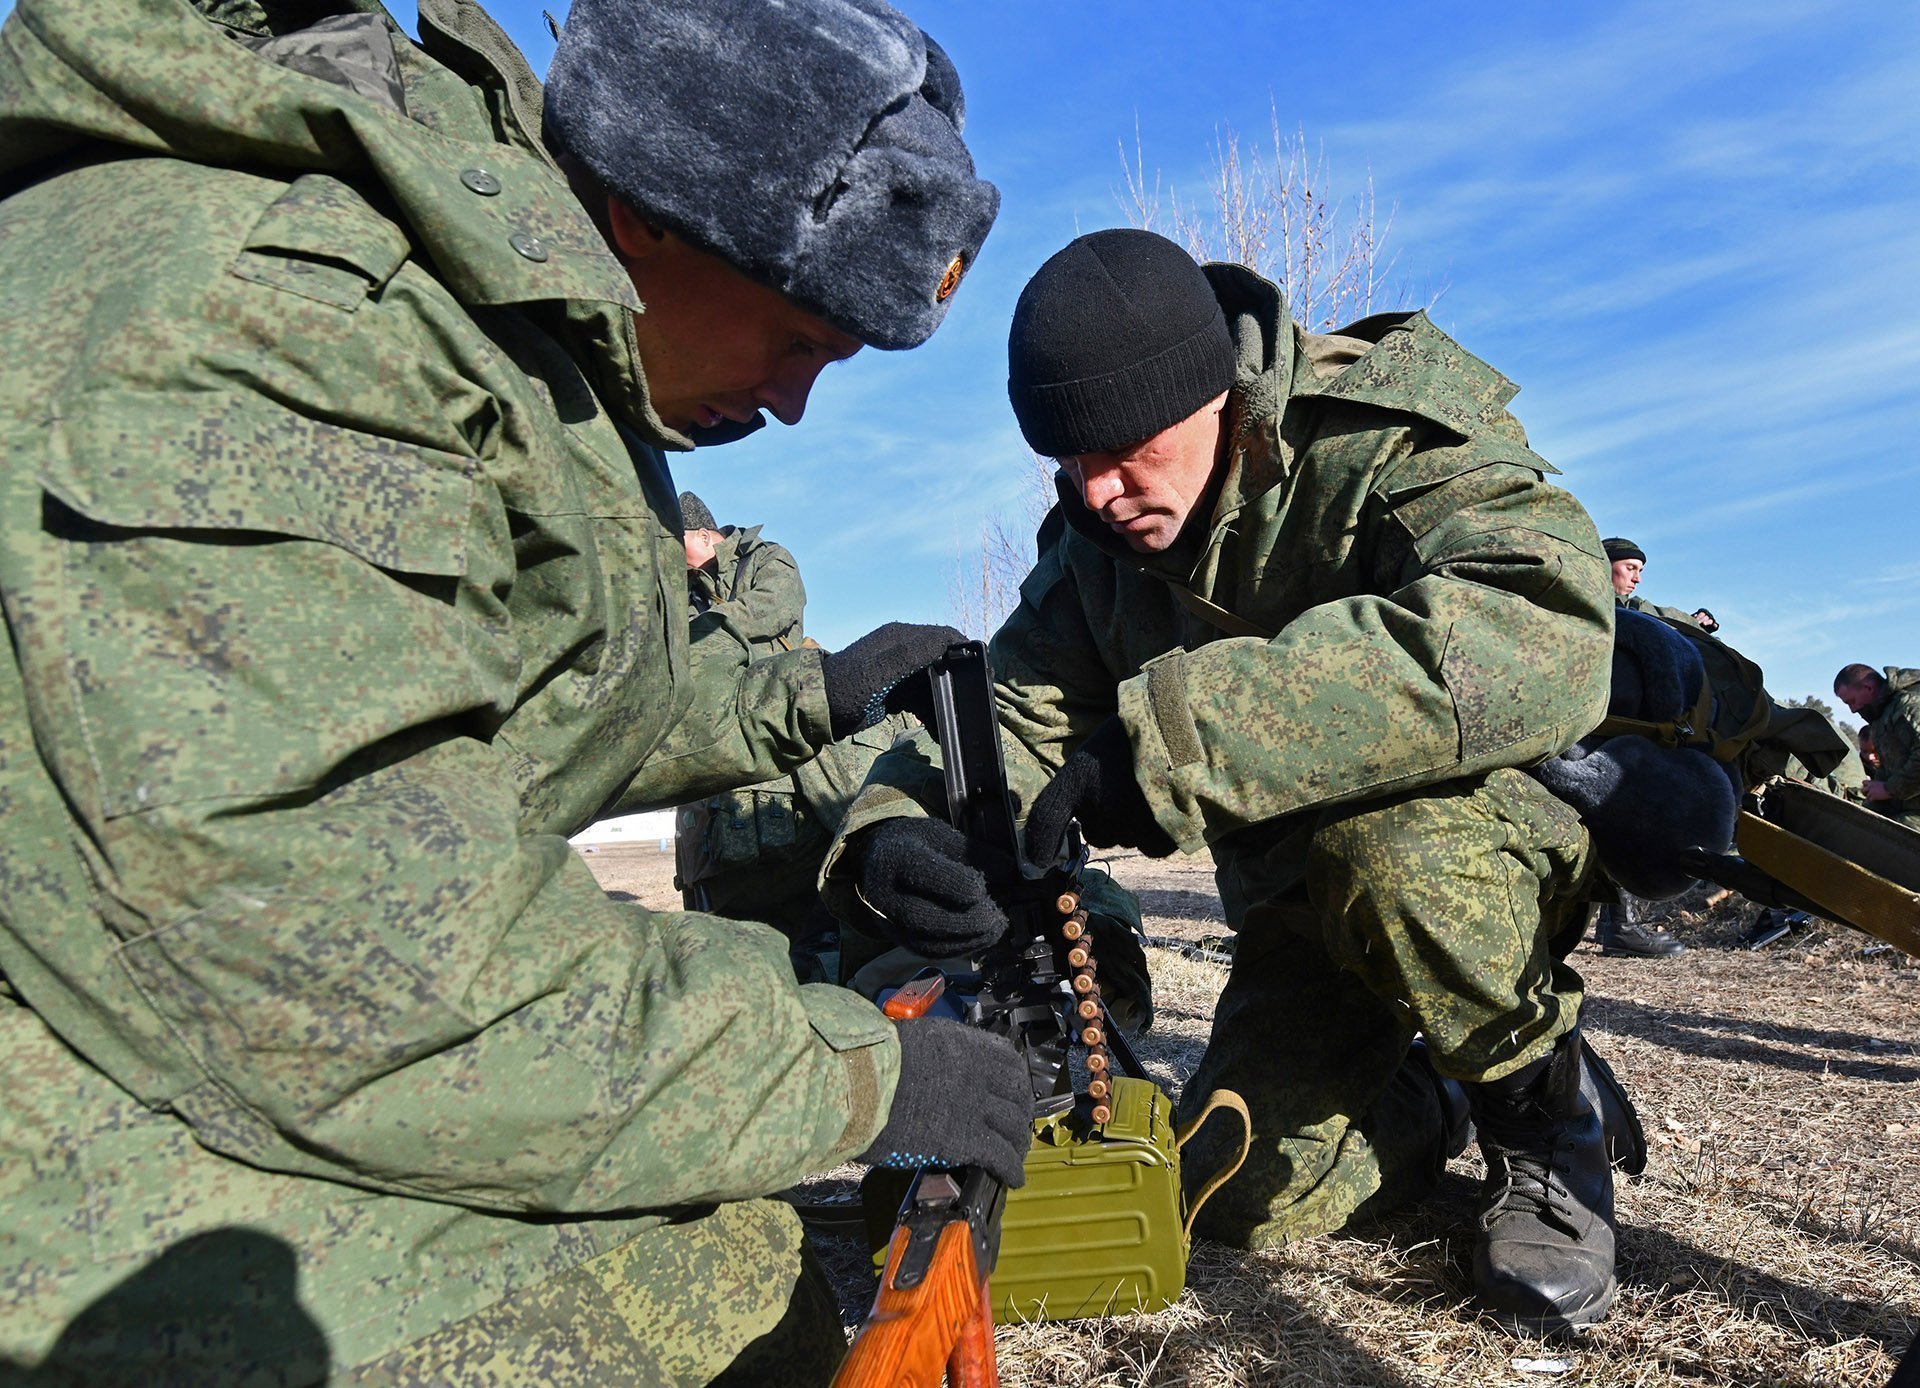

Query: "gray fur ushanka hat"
(544, 0), (999, 351)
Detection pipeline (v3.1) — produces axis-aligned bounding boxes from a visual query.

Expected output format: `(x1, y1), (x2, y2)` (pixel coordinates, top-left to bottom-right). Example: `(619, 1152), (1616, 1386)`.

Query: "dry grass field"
(581, 842), (1919, 1387)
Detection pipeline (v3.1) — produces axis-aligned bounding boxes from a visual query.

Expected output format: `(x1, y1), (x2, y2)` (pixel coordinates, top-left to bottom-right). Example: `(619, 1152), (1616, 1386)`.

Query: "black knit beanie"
(1602, 537), (1647, 565)
(1007, 230), (1236, 458)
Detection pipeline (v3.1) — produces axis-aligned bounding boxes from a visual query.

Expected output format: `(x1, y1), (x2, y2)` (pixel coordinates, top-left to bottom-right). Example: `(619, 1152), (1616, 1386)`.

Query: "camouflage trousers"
(0, 998), (843, 1388)
(1180, 768), (1593, 1249)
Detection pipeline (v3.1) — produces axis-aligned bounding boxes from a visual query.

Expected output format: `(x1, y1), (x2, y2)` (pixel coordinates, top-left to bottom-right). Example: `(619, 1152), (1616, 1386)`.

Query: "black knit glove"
(859, 1017), (1032, 1187)
(820, 622), (964, 739)
(1023, 718), (1178, 862)
(854, 817), (1014, 958)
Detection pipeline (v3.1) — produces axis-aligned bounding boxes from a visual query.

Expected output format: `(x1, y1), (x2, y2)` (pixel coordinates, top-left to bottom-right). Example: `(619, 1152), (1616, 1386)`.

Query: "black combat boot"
(1595, 897), (1685, 958)
(1468, 1030), (1617, 1333)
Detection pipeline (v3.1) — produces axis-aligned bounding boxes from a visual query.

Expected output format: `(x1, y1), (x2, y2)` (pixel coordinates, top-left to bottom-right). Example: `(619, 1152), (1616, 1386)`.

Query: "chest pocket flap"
(230, 174), (413, 312)
(43, 390), (474, 577)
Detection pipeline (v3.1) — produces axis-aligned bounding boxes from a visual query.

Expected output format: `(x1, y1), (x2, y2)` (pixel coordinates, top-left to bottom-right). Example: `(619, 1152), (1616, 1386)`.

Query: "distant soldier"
(681, 491), (807, 650)
(1834, 664), (1920, 830)
(672, 493), (1155, 1024)
(1602, 536), (1700, 625)
(673, 490), (903, 983)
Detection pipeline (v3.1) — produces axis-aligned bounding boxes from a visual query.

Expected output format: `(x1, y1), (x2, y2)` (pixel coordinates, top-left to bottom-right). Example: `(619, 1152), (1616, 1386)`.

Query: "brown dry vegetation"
(581, 843), (1919, 1387)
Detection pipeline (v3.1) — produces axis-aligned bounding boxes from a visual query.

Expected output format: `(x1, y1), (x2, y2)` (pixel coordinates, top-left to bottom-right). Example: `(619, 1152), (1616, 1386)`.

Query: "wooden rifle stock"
(832, 1167), (1003, 1388)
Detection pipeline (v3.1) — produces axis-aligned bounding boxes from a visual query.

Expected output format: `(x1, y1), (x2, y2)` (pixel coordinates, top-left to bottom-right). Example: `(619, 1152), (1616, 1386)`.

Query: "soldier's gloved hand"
(854, 818), (1014, 958)
(1024, 718), (1177, 862)
(859, 1017), (1032, 1187)
(820, 622), (963, 738)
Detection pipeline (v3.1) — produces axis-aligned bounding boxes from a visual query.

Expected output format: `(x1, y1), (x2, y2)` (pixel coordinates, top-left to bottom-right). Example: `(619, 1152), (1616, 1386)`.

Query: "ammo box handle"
(1175, 1088), (1253, 1243)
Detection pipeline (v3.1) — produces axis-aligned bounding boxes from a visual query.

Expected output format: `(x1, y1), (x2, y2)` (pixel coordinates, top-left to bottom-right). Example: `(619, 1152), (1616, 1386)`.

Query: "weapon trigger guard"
(1175, 1088), (1252, 1245)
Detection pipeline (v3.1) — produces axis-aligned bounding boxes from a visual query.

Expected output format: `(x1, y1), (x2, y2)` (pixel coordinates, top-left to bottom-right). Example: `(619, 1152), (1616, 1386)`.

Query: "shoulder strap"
(1176, 1089), (1253, 1243)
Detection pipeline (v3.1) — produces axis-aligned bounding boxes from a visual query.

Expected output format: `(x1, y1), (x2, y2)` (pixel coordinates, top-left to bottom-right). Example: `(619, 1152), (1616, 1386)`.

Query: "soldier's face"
(1610, 558), (1643, 597)
(1060, 393), (1231, 554)
(1837, 678), (1881, 716)
(608, 201), (863, 433)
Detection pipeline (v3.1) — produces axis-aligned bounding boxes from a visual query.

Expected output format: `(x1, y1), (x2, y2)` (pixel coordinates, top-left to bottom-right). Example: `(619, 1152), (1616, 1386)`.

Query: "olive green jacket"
(1619, 592), (1699, 625)
(0, 0), (893, 1366)
(1868, 667), (1920, 805)
(827, 265), (1612, 911)
(690, 525), (807, 656)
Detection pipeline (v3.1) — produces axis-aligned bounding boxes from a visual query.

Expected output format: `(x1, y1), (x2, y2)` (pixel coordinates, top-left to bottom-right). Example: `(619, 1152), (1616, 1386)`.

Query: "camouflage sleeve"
(1880, 699), (1920, 801)
(33, 482), (893, 1215)
(1119, 453), (1615, 849)
(611, 629), (833, 810)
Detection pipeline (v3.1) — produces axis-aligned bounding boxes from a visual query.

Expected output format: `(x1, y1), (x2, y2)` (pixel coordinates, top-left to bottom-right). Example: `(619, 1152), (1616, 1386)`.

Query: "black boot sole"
(1480, 1274), (1618, 1337)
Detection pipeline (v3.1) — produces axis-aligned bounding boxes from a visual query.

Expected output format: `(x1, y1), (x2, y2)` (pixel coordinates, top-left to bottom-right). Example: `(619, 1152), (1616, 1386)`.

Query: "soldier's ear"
(606, 197), (668, 262)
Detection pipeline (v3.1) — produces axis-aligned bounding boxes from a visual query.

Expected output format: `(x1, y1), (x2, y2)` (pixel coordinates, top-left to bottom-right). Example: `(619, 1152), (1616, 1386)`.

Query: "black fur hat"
(545, 0), (999, 351)
(678, 492), (716, 532)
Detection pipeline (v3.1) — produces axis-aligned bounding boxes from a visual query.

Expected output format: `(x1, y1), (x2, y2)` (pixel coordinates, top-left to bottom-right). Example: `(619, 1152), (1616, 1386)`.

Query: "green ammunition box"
(989, 1076), (1189, 1323)
(860, 1077), (1247, 1325)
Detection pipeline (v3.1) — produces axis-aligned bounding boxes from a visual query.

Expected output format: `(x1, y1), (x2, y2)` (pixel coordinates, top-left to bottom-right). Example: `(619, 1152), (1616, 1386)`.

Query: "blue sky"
(15, 0), (1913, 710)
(559, 0), (1909, 712)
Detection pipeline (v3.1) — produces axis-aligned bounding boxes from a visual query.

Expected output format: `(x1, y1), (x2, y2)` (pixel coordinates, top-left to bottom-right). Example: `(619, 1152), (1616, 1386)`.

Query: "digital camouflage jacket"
(827, 263), (1613, 914)
(0, 0), (895, 1368)
(1619, 591), (1700, 626)
(1868, 667), (1920, 807)
(689, 524), (807, 655)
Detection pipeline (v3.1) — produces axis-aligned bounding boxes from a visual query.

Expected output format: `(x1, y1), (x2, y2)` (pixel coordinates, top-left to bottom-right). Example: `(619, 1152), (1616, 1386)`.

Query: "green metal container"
(989, 1076), (1189, 1324)
(860, 1076), (1247, 1324)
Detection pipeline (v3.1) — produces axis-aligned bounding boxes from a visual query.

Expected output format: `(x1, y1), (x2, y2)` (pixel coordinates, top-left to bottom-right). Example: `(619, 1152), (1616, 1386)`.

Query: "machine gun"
(832, 641), (1142, 1388)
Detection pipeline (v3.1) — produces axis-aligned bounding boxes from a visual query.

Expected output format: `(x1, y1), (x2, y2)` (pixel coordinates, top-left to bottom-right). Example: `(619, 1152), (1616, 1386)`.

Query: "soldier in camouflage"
(671, 491), (902, 980)
(827, 230), (1635, 1332)
(668, 493), (1156, 1022)
(1835, 664), (1920, 830)
(680, 491), (809, 651)
(0, 1), (1033, 1384)
(1603, 535), (1702, 626)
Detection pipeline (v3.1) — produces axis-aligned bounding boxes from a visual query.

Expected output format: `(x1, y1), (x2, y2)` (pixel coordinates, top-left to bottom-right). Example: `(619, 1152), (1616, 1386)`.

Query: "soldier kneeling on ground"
(0, 1), (1031, 1383)
(826, 230), (1648, 1334)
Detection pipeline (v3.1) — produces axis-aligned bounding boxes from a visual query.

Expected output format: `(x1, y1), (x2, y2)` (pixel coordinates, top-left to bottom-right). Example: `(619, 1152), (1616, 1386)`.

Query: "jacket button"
(460, 168), (502, 195)
(509, 233), (549, 262)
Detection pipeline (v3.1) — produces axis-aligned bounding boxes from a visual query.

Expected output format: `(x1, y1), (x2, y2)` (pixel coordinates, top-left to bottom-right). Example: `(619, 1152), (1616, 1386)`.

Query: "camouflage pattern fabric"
(673, 520), (909, 971)
(340, 1203), (844, 1388)
(1180, 768), (1592, 1246)
(1618, 592), (1702, 625)
(688, 525), (807, 656)
(0, 0), (895, 1379)
(826, 262), (1612, 1245)
(1867, 668), (1920, 827)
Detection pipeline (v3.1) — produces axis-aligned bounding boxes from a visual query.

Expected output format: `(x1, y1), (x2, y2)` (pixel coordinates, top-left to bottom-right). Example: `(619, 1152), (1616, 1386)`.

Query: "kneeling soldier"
(828, 229), (1636, 1332)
